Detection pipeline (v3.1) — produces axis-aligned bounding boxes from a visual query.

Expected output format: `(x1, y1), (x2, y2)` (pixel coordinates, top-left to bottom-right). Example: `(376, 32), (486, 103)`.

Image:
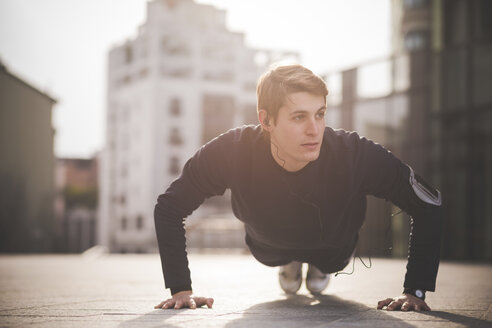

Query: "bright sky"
(0, 0), (390, 159)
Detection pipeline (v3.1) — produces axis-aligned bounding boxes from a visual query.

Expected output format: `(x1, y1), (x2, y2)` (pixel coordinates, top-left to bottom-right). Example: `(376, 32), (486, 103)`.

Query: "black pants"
(246, 233), (356, 274)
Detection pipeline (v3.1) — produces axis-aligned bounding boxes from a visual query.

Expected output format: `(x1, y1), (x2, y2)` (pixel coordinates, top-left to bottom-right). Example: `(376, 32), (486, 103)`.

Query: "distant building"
(323, 0), (492, 260)
(0, 61), (57, 252)
(54, 157), (98, 253)
(99, 0), (298, 253)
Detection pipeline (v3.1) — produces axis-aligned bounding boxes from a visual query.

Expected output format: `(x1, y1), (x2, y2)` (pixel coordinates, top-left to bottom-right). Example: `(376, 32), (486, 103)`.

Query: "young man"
(154, 64), (444, 312)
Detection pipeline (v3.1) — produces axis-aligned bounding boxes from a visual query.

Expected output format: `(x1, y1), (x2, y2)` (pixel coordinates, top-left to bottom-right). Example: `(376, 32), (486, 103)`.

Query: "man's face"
(268, 92), (326, 172)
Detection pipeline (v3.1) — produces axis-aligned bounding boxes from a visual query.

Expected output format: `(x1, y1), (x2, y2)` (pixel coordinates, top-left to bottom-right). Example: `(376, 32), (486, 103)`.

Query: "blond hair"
(256, 64), (328, 127)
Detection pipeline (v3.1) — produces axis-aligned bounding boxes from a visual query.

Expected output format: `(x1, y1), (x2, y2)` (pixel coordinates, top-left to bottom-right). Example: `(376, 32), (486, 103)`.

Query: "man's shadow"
(225, 294), (491, 328)
(117, 306), (192, 328)
(225, 294), (416, 328)
(117, 295), (490, 328)
(418, 310), (490, 327)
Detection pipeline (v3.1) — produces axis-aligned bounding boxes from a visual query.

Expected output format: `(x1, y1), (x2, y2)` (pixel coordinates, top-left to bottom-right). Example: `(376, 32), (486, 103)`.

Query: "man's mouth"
(301, 142), (319, 150)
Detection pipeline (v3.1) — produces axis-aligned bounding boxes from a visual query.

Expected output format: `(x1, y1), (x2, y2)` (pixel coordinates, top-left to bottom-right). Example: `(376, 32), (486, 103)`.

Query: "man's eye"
(293, 116), (303, 121)
(316, 112), (326, 119)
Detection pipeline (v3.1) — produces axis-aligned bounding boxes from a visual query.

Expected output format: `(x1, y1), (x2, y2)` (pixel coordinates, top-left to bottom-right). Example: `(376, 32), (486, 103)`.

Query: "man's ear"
(258, 109), (272, 131)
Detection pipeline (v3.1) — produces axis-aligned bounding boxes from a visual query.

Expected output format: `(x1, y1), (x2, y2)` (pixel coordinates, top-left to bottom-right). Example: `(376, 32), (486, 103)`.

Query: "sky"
(0, 0), (390, 159)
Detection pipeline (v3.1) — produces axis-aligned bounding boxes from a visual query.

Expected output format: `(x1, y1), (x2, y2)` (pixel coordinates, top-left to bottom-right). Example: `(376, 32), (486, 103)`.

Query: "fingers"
(401, 302), (411, 312)
(377, 295), (432, 312)
(155, 296), (214, 310)
(194, 297), (214, 308)
(163, 299), (175, 309)
(377, 298), (403, 311)
(377, 298), (393, 310)
(415, 302), (432, 312)
(155, 298), (175, 309)
(387, 300), (402, 311)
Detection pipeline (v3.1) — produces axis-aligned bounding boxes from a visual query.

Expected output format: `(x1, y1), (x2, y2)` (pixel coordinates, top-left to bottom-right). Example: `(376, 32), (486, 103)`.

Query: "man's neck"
(270, 143), (308, 172)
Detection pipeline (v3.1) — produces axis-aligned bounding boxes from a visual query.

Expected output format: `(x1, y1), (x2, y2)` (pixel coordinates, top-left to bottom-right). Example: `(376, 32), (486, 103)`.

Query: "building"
(323, 0), (492, 260)
(54, 157), (98, 253)
(392, 0), (492, 261)
(99, 0), (297, 253)
(0, 61), (57, 252)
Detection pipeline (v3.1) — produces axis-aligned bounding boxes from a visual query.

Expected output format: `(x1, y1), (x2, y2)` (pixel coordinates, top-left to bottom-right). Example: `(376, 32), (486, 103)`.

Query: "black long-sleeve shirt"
(154, 125), (444, 295)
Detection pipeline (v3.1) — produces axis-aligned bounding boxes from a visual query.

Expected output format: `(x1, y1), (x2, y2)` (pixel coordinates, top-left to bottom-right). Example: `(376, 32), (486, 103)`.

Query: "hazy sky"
(0, 0), (390, 159)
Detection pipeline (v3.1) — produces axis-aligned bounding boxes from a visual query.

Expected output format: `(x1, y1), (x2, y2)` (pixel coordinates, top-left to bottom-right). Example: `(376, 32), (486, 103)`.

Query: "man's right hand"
(154, 290), (214, 310)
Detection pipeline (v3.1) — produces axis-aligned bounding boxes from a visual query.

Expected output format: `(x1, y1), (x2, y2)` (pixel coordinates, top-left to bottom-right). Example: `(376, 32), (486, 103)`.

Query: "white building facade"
(99, 0), (293, 253)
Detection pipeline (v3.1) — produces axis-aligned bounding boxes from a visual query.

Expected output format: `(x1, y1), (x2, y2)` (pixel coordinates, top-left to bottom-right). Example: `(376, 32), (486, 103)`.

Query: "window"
(121, 217), (128, 230)
(121, 132), (130, 151)
(121, 164), (128, 178)
(136, 215), (144, 230)
(136, 38), (148, 59)
(202, 94), (235, 144)
(169, 127), (183, 146)
(125, 45), (133, 64)
(161, 66), (192, 78)
(161, 36), (190, 56)
(122, 106), (130, 122)
(139, 68), (148, 79)
(203, 70), (235, 82)
(109, 139), (116, 151)
(404, 30), (429, 51)
(121, 75), (132, 85)
(474, 0), (492, 40)
(169, 157), (180, 175)
(243, 104), (258, 125)
(403, 0), (429, 9)
(170, 98), (181, 116)
(243, 82), (256, 92)
(473, 45), (492, 105)
(444, 0), (468, 46)
(442, 48), (467, 110)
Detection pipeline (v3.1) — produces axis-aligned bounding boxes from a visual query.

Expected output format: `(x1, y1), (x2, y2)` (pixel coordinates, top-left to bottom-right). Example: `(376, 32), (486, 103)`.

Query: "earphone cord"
(271, 140), (324, 244)
(334, 209), (405, 276)
(270, 139), (405, 277)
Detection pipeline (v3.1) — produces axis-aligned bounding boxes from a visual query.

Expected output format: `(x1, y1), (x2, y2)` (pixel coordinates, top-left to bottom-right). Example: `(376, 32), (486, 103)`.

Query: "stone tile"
(0, 254), (491, 328)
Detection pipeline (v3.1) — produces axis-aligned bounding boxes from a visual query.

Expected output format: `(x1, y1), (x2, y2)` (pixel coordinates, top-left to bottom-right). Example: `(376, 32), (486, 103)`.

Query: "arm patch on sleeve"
(408, 165), (442, 206)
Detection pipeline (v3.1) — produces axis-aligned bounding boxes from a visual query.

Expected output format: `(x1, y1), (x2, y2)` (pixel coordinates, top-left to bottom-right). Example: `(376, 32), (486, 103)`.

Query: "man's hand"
(377, 294), (431, 312)
(154, 290), (214, 310)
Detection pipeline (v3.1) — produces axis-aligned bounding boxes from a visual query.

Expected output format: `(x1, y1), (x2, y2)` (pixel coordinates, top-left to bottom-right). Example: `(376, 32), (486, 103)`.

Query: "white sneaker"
(306, 264), (330, 294)
(278, 261), (302, 294)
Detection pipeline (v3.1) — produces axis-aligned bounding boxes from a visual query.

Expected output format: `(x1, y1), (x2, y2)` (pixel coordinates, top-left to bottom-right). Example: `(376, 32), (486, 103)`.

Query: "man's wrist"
(171, 284), (193, 296)
(403, 288), (426, 301)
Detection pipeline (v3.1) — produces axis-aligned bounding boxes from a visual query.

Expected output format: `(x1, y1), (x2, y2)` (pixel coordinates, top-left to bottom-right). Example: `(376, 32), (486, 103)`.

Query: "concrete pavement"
(0, 253), (491, 327)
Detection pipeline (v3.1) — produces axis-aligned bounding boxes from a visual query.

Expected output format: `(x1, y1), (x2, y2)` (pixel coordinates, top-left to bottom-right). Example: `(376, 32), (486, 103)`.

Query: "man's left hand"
(377, 294), (431, 311)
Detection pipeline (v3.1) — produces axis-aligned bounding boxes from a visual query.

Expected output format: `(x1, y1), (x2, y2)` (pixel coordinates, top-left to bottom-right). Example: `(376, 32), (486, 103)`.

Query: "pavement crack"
(0, 300), (97, 312)
(480, 303), (492, 321)
(0, 314), (100, 318)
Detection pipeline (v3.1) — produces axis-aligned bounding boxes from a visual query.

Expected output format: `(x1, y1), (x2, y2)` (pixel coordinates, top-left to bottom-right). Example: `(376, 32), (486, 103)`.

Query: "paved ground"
(0, 253), (491, 327)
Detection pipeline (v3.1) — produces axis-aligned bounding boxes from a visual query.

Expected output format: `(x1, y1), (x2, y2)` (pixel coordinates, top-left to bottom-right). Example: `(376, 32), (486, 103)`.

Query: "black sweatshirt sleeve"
(154, 133), (233, 295)
(355, 134), (444, 292)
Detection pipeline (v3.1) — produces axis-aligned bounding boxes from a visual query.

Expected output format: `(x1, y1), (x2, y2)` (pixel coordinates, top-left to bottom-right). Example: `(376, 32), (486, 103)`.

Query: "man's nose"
(306, 117), (319, 135)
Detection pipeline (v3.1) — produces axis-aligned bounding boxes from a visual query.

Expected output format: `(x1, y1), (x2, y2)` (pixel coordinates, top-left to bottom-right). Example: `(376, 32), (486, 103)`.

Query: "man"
(154, 64), (444, 312)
